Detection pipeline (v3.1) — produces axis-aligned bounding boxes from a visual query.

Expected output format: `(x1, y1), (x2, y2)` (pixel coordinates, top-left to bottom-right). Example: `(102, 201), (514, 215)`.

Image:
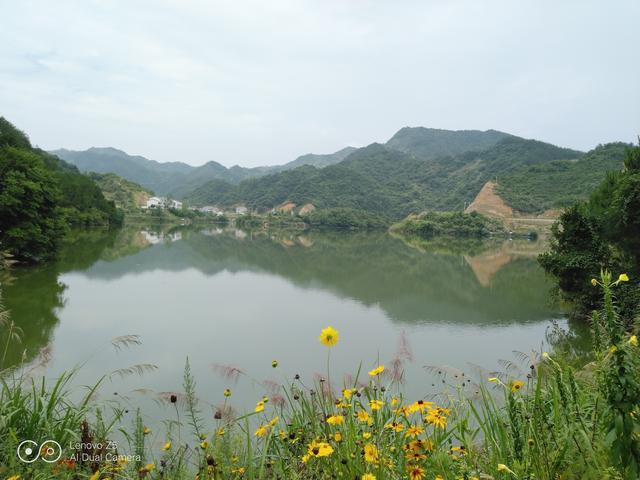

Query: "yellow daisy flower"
(319, 326), (339, 347)
(327, 415), (344, 425)
(307, 440), (334, 457)
(363, 443), (379, 463)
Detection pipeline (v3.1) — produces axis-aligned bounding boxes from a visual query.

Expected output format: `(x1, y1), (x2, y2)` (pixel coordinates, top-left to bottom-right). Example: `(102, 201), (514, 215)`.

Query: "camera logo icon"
(17, 439), (62, 463)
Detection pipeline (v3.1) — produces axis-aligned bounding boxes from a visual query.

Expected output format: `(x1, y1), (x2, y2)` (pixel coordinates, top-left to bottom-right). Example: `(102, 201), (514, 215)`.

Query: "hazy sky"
(1, 1), (638, 167)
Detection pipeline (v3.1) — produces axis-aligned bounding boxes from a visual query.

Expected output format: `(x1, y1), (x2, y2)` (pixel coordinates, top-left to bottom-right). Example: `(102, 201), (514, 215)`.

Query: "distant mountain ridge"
(386, 127), (512, 159)
(51, 126), (625, 221)
(51, 144), (358, 197)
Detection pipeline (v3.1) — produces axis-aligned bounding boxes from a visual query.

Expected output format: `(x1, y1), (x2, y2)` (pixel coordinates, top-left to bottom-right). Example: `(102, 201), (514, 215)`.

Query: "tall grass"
(0, 271), (638, 479)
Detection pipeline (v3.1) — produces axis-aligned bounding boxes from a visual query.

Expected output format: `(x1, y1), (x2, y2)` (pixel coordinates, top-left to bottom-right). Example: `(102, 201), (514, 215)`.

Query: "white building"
(143, 197), (163, 209)
(142, 197), (183, 210)
(199, 206), (222, 214)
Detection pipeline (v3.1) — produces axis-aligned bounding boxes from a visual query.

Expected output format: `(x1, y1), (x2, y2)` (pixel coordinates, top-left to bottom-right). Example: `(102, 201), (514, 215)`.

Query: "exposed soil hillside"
(465, 181), (558, 233)
(464, 181), (513, 218)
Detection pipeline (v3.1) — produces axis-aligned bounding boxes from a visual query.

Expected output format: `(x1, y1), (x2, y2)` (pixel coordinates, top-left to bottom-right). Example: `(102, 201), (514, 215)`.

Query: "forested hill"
(87, 172), (153, 211)
(185, 136), (584, 219)
(52, 145), (359, 197)
(0, 117), (121, 262)
(51, 147), (194, 195)
(386, 127), (512, 159)
(496, 142), (628, 213)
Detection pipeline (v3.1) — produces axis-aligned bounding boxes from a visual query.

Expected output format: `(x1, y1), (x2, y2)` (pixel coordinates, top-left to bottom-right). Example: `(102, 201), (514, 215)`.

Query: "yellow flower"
(342, 388), (354, 400)
(327, 415), (344, 425)
(143, 427), (151, 435)
(334, 431), (342, 442)
(200, 440), (208, 449)
(405, 451), (427, 461)
(407, 399), (433, 414)
(319, 326), (339, 347)
(363, 443), (379, 463)
(591, 278), (598, 286)
(510, 380), (525, 393)
(435, 476), (444, 480)
(619, 273), (630, 282)
(368, 365), (385, 376)
(362, 474), (376, 480)
(357, 410), (372, 423)
(272, 360), (278, 368)
(385, 421), (405, 432)
(407, 465), (425, 480)
(363, 432), (372, 439)
(162, 441), (171, 451)
(268, 416), (279, 427)
(217, 427), (225, 436)
(307, 440), (334, 457)
(142, 463), (155, 472)
(405, 425), (424, 438)
(391, 397), (399, 407)
(497, 463), (514, 474)
(369, 399), (384, 411)
(630, 335), (638, 347)
(425, 411), (447, 429)
(254, 425), (268, 437)
(255, 400), (265, 413)
(7, 476), (21, 480)
(88, 473), (99, 480)
(609, 345), (618, 354)
(224, 388), (232, 397)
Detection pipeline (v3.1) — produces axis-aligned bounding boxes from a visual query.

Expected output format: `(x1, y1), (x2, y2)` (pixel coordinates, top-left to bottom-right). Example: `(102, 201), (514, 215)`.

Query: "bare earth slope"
(464, 181), (513, 218)
(465, 181), (557, 233)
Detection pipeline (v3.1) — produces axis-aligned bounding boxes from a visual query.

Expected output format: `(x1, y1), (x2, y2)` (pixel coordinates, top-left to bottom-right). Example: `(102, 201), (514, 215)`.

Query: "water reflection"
(3, 225), (559, 370)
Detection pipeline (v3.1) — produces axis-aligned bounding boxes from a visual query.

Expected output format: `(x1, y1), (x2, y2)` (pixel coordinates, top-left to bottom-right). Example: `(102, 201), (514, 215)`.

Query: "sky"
(1, 0), (638, 168)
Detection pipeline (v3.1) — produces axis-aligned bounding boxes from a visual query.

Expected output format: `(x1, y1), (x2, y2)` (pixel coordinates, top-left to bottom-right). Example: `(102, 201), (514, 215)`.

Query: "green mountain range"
(185, 135), (584, 219)
(52, 145), (358, 197)
(50, 126), (627, 221)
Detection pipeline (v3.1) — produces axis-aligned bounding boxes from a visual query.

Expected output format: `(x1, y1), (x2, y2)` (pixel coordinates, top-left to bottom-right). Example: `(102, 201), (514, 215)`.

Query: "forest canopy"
(0, 117), (122, 262)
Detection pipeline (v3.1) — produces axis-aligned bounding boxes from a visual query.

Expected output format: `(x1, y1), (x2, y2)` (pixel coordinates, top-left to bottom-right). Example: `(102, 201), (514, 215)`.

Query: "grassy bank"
(0, 272), (638, 479)
(390, 212), (507, 239)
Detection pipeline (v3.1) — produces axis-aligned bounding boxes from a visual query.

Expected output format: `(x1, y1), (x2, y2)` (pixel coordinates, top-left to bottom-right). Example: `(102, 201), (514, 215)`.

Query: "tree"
(0, 147), (67, 262)
(540, 141), (640, 322)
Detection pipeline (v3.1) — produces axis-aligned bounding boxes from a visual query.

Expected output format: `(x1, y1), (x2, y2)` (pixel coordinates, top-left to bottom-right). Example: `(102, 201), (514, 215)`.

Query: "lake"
(2, 225), (566, 429)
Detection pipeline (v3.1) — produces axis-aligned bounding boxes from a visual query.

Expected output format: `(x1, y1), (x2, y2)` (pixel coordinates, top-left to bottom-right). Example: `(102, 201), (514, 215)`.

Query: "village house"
(199, 205), (223, 215)
(142, 197), (183, 210)
(168, 199), (183, 210)
(143, 196), (164, 209)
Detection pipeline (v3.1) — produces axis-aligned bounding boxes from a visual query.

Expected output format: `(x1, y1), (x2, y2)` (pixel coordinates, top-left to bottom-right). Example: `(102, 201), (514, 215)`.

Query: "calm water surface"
(3, 226), (564, 429)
